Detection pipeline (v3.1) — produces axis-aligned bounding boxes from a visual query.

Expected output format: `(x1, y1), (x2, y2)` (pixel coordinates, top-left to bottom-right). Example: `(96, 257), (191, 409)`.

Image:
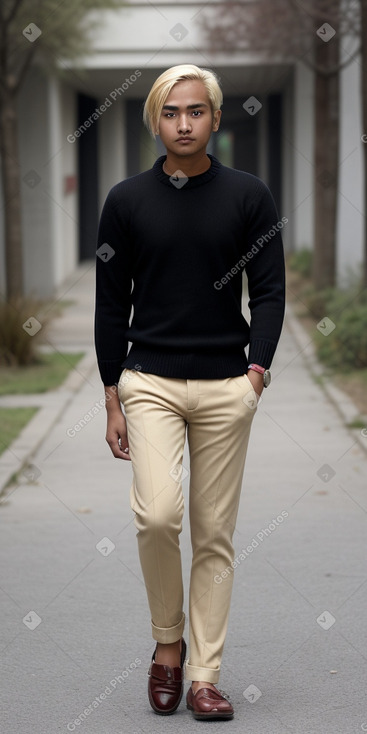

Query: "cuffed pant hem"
(185, 661), (220, 684)
(151, 612), (185, 643)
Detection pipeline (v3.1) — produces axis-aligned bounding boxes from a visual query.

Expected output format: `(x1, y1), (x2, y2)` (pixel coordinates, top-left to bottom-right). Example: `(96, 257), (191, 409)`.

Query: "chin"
(168, 143), (202, 155)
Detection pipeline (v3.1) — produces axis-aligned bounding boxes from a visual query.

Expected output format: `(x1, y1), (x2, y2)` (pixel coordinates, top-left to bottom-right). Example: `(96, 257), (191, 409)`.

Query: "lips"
(176, 137), (194, 142)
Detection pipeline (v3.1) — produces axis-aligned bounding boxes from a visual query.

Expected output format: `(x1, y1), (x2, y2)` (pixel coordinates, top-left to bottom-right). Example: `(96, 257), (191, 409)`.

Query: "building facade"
(0, 2), (363, 297)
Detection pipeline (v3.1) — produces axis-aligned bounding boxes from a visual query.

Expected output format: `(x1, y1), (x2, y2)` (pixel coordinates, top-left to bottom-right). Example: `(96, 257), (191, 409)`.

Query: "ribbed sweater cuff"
(247, 339), (277, 370)
(97, 358), (126, 386)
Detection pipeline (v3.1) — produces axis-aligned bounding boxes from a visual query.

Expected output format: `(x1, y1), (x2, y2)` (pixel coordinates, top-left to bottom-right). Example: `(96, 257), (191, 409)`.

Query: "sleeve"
(94, 187), (133, 386)
(243, 181), (286, 369)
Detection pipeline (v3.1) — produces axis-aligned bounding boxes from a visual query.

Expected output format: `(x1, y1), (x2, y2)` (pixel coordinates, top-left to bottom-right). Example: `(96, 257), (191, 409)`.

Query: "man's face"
(157, 80), (221, 158)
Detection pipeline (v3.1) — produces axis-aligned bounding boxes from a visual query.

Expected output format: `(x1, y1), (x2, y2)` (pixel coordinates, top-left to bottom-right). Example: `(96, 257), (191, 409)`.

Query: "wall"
(336, 39), (363, 286)
(17, 67), (54, 299)
(1, 68), (79, 299)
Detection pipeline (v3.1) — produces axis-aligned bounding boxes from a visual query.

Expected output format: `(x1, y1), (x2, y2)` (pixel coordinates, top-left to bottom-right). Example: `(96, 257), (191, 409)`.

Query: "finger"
(106, 435), (131, 460)
(118, 436), (131, 460)
(110, 442), (131, 460)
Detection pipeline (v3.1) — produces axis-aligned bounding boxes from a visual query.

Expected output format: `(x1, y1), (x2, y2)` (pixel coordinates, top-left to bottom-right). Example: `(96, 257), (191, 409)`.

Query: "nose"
(177, 114), (192, 134)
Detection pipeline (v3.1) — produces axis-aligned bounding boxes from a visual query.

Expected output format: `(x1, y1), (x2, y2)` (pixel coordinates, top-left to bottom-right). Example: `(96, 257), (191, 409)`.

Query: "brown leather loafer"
(186, 685), (234, 720)
(147, 638), (186, 715)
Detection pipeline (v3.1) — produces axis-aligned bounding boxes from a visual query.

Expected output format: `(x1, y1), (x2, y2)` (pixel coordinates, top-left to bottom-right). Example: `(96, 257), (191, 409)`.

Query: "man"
(94, 64), (285, 720)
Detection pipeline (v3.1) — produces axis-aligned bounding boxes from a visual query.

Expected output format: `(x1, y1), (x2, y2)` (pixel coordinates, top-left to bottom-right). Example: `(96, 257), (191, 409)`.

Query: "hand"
(105, 410), (131, 460)
(246, 369), (264, 400)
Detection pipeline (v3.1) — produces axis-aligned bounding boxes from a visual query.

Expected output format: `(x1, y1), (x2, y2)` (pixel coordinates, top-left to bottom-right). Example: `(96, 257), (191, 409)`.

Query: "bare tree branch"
(0, 0), (126, 300)
(288, 0), (339, 24)
(13, 45), (36, 94)
(295, 43), (361, 76)
(200, 0), (360, 75)
(200, 0), (358, 289)
(4, 0), (26, 26)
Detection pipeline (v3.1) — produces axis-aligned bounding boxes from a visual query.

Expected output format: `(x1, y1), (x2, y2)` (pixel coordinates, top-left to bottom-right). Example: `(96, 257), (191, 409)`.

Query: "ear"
(212, 109), (222, 132)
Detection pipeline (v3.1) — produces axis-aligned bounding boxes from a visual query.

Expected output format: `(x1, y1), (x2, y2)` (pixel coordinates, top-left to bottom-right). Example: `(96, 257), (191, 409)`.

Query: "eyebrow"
(162, 103), (209, 110)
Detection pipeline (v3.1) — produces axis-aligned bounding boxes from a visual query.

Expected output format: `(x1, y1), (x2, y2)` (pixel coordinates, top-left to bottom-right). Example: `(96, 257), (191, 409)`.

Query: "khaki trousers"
(118, 368), (257, 683)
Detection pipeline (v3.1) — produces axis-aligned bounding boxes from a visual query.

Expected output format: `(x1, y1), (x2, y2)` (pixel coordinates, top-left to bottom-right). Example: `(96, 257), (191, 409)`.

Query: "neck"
(163, 151), (211, 177)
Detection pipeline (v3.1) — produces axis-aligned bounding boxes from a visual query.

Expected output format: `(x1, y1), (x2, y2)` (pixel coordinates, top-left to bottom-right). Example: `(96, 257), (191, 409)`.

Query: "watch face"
(264, 370), (271, 388)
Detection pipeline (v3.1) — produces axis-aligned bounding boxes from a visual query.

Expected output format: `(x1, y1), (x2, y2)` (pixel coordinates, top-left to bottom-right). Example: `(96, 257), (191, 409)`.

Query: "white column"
(281, 77), (294, 254)
(48, 76), (64, 289)
(336, 40), (363, 285)
(59, 83), (78, 279)
(258, 95), (268, 183)
(98, 98), (126, 211)
(292, 61), (314, 252)
(16, 67), (53, 297)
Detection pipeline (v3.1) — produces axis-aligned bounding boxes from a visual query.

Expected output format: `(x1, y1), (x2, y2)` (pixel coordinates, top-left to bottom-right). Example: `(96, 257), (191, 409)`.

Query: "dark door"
(212, 96), (259, 175)
(78, 93), (99, 260)
(212, 93), (283, 213)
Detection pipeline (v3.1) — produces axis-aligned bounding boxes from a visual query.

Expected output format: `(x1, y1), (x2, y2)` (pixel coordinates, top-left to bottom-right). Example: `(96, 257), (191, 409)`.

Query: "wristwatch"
(248, 363), (271, 388)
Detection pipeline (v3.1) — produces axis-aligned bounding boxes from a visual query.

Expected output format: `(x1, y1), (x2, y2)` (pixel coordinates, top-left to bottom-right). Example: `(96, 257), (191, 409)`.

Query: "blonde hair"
(143, 64), (223, 137)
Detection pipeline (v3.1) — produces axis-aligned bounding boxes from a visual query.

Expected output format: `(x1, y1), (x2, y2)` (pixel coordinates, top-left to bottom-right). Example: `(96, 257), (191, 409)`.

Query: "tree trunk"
(0, 87), (24, 300)
(361, 0), (367, 288)
(312, 30), (340, 289)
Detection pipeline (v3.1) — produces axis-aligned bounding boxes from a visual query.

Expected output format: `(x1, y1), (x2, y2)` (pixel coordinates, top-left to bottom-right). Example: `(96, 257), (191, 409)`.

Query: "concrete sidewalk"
(0, 262), (97, 492)
(1, 263), (367, 734)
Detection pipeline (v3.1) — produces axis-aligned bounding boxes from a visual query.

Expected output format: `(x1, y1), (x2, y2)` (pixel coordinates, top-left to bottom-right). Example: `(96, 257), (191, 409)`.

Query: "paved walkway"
(1, 263), (367, 734)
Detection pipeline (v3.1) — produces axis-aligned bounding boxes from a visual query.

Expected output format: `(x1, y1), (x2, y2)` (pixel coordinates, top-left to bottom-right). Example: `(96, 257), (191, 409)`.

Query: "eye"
(164, 112), (175, 118)
(192, 110), (202, 116)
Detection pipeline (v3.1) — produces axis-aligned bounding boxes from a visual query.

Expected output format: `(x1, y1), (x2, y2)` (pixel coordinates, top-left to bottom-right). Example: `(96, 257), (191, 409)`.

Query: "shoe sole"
(187, 704), (234, 720)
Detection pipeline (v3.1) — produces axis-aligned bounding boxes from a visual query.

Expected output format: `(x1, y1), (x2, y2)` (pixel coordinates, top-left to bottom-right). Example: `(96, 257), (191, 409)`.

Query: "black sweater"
(94, 154), (286, 386)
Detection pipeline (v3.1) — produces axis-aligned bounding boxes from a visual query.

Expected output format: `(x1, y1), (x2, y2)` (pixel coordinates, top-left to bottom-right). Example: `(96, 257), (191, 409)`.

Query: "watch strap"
(248, 363), (266, 375)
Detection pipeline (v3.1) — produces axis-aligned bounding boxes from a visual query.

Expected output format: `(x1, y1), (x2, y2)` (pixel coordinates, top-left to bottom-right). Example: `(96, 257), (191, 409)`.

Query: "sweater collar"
(153, 154), (221, 188)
